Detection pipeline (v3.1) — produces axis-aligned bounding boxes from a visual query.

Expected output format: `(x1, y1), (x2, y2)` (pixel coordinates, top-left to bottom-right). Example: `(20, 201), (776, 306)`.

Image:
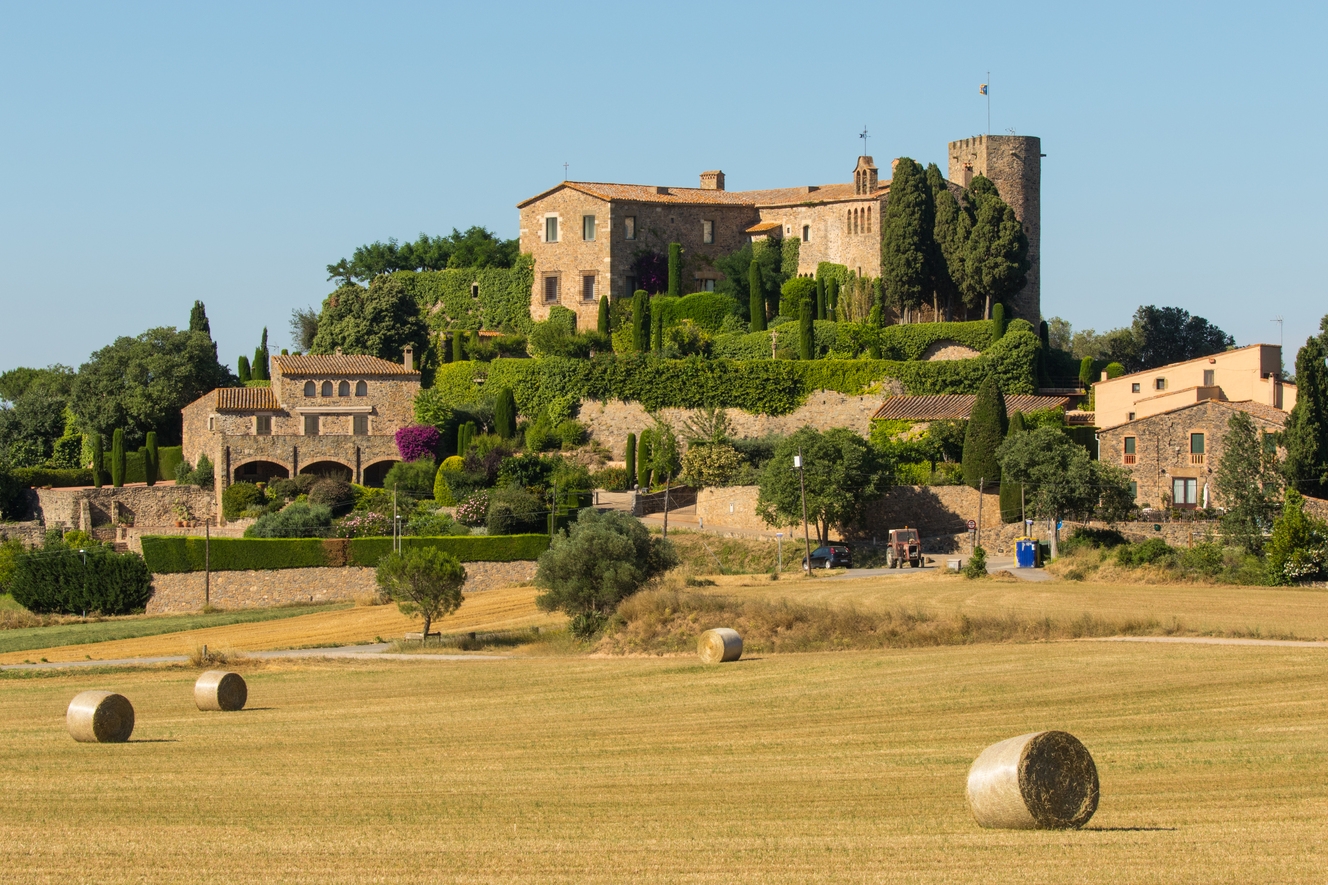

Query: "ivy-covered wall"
(368, 257), (536, 335)
(711, 319), (994, 361)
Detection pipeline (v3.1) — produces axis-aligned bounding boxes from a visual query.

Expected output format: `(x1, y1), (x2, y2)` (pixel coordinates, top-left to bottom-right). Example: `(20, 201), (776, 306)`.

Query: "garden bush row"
(140, 533), (551, 574)
(10, 445), (182, 488)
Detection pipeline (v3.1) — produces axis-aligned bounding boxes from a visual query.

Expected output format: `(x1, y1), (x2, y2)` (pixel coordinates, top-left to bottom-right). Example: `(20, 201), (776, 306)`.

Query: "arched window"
(846, 210), (851, 233)
(866, 207), (871, 233)
(338, 380), (350, 397)
(853, 209), (859, 234)
(304, 381), (315, 397)
(355, 380), (368, 396)
(321, 380), (333, 397)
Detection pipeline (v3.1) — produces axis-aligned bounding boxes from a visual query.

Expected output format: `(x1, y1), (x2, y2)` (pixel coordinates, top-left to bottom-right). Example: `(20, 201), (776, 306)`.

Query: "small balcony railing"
(1190, 453), (1205, 465)
(1123, 453), (1136, 465)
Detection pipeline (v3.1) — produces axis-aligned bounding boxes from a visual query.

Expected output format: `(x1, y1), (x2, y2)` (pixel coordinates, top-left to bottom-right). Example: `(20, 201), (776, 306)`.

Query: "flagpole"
(986, 71), (990, 135)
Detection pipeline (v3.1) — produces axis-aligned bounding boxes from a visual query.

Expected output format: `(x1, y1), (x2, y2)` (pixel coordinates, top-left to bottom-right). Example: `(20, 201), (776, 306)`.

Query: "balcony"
(1190, 453), (1205, 465)
(1123, 454), (1137, 465)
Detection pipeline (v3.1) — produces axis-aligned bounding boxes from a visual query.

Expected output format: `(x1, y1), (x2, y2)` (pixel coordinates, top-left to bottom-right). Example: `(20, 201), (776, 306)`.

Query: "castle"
(517, 134), (1041, 327)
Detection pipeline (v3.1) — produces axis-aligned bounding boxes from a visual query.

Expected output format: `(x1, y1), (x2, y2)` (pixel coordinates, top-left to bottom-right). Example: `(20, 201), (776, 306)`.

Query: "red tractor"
(884, 527), (922, 568)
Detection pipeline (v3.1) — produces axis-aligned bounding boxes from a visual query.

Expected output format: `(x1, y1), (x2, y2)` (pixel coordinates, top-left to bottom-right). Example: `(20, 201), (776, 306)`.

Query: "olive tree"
(375, 547), (467, 639)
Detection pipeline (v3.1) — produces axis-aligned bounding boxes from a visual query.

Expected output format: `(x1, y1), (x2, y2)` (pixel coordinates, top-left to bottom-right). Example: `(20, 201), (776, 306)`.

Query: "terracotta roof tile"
(745, 221), (783, 233)
(518, 180), (891, 209)
(1103, 398), (1289, 429)
(872, 394), (1071, 421)
(272, 354), (418, 376)
(215, 387), (280, 411)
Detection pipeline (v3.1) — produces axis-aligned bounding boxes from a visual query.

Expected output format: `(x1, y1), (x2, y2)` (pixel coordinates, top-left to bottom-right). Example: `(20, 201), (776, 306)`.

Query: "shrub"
(455, 491), (489, 526)
(352, 484), (393, 512)
(991, 302), (1007, 340)
(658, 292), (739, 332)
(308, 477), (353, 511)
(486, 486), (544, 535)
(406, 508), (467, 537)
(91, 432), (104, 488)
(110, 429), (126, 488)
(395, 425), (441, 462)
(498, 453), (556, 491)
(0, 538), (26, 591)
(144, 431), (158, 487)
(1116, 538), (1175, 567)
(962, 546), (988, 579)
(382, 458), (438, 504)
(223, 482), (265, 520)
(331, 510), (392, 538)
(268, 475), (317, 501)
(680, 443), (743, 488)
(245, 502), (333, 538)
(493, 386), (517, 439)
(10, 467), (95, 489)
(175, 453), (214, 490)
(10, 548), (153, 614)
(780, 277), (817, 318)
(1060, 526), (1128, 554)
(748, 262), (765, 332)
(557, 419), (587, 449)
(534, 509), (678, 638)
(590, 465), (629, 491)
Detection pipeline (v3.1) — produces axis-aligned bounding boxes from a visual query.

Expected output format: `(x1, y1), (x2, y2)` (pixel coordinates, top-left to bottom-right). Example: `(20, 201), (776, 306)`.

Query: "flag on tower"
(979, 83), (988, 95)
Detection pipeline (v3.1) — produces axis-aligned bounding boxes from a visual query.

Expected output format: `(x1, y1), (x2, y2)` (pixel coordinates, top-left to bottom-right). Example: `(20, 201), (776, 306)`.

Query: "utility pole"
(795, 450), (811, 573)
(776, 532), (784, 573)
(392, 489), (398, 553)
(977, 478), (984, 551)
(204, 517), (211, 609)
(1021, 483), (1025, 527)
(662, 477), (670, 539)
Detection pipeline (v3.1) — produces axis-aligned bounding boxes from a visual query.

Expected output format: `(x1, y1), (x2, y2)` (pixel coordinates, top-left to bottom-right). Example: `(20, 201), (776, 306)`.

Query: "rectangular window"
(1131, 383), (1141, 393)
(303, 415), (319, 436)
(582, 274), (596, 301)
(1127, 411), (1136, 421)
(802, 224), (810, 242)
(1172, 477), (1197, 505)
(1128, 481), (1138, 499)
(702, 220), (714, 244)
(353, 414), (368, 436)
(624, 216), (636, 240)
(701, 279), (716, 292)
(1155, 378), (1167, 391)
(1203, 369), (1215, 386)
(1123, 436), (1136, 464)
(544, 216), (558, 243)
(625, 275), (637, 295)
(207, 416), (214, 432)
(1190, 433), (1204, 455)
(543, 275), (559, 303)
(256, 415), (271, 436)
(582, 215), (596, 241)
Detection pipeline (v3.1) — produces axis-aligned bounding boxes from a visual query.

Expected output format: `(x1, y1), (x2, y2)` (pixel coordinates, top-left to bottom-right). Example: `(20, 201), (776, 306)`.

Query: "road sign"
(1025, 519), (1034, 528)
(966, 519), (976, 530)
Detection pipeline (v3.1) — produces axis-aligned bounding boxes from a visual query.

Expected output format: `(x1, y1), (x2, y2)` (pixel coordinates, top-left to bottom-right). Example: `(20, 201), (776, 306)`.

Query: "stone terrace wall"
(35, 484), (216, 532)
(579, 390), (901, 460)
(147, 561), (538, 614)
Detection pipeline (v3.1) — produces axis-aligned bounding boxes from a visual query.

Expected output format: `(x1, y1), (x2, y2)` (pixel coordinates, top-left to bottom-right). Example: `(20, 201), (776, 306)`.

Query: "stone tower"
(947, 135), (1042, 323)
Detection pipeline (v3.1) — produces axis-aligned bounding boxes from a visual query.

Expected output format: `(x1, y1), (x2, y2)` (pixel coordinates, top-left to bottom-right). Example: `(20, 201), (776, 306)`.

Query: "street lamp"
(794, 451), (811, 573)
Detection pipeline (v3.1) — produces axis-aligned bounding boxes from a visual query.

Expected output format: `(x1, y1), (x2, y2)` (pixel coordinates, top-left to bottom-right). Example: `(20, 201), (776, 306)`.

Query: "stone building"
(182, 350), (421, 522)
(518, 135), (1042, 329)
(1097, 399), (1286, 510)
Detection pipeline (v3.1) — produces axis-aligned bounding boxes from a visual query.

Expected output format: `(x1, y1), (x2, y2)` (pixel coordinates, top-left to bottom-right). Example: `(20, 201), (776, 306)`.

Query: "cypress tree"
(1078, 356), (1095, 389)
(815, 277), (826, 321)
(469, 331), (480, 359)
(90, 433), (104, 489)
(828, 278), (839, 320)
(637, 430), (652, 490)
(961, 374), (1008, 489)
(452, 330), (465, 362)
(667, 243), (683, 298)
(631, 290), (649, 351)
(252, 328), (270, 381)
(597, 295), (610, 336)
(625, 432), (636, 487)
(110, 429), (126, 488)
(1037, 320), (1051, 385)
(1284, 335), (1328, 498)
(960, 177), (1029, 319)
(748, 261), (765, 332)
(999, 411), (1026, 523)
(880, 157), (933, 324)
(188, 301), (211, 335)
(494, 387), (517, 440)
(237, 355), (251, 383)
(651, 301), (664, 354)
(799, 298), (814, 360)
(144, 431), (158, 487)
(991, 302), (1007, 341)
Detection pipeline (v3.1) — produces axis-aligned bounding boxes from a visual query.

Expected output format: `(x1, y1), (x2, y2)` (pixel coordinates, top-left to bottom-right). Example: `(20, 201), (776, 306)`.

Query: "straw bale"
(195, 670), (248, 712)
(66, 691), (135, 743)
(697, 628), (743, 664)
(966, 731), (1098, 829)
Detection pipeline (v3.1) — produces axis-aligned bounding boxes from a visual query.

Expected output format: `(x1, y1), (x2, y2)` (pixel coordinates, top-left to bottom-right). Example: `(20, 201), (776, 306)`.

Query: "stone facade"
(181, 352), (421, 523)
(1097, 400), (1287, 510)
(145, 561), (538, 614)
(35, 484), (216, 532)
(948, 135), (1041, 323)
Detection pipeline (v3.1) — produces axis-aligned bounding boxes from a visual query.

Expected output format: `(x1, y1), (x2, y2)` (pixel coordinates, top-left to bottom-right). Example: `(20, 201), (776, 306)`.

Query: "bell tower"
(853, 156), (878, 195)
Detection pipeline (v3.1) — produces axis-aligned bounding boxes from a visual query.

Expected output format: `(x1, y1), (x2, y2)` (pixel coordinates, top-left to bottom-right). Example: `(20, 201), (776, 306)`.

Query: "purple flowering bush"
(395, 425), (441, 463)
(455, 491), (489, 527)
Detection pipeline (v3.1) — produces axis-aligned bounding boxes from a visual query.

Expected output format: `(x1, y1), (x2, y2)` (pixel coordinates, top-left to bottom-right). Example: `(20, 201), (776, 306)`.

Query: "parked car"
(803, 544), (852, 570)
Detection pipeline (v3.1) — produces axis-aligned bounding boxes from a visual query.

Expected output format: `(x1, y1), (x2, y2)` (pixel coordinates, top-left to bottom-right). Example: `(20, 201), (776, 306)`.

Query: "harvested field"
(1, 643), (1326, 882)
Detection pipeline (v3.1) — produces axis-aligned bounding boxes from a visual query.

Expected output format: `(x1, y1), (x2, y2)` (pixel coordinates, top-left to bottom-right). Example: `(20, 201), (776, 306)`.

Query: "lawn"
(0, 642), (1325, 883)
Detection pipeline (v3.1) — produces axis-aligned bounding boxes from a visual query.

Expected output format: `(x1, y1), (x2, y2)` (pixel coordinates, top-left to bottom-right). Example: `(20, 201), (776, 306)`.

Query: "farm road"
(1084, 635), (1328, 649)
(0, 644), (510, 671)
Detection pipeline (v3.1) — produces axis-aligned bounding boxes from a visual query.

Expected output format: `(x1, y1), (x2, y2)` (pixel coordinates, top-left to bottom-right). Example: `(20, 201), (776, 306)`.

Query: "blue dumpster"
(1014, 538), (1037, 569)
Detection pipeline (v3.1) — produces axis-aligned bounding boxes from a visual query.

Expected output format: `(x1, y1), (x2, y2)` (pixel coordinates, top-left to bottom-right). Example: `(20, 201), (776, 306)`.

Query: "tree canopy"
(1130, 305), (1235, 371)
(997, 426), (1134, 533)
(376, 546), (467, 638)
(311, 277), (430, 363)
(1283, 324), (1328, 498)
(755, 426), (891, 543)
(328, 227), (519, 283)
(1216, 410), (1281, 553)
(880, 157), (933, 321)
(961, 374), (1007, 489)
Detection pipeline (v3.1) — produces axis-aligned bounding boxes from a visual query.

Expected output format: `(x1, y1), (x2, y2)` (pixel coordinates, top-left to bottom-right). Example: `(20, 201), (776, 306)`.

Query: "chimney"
(700, 170), (725, 191)
(1270, 372), (1280, 409)
(1100, 370), (1108, 381)
(403, 345), (414, 372)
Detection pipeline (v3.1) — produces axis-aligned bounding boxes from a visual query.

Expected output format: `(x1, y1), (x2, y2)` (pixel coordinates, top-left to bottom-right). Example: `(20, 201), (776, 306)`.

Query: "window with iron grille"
(304, 415), (319, 436)
(543, 275), (559, 303)
(353, 414), (368, 436)
(256, 415), (271, 436)
(582, 274), (596, 301)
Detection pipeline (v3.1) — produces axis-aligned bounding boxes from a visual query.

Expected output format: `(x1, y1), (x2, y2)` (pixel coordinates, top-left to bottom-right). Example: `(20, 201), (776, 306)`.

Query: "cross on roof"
(859, 126), (869, 156)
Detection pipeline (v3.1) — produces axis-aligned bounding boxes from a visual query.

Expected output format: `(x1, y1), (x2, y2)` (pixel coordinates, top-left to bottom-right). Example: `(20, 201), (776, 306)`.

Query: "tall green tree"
(1216, 411), (1280, 553)
(991, 303), (1007, 341)
(960, 177), (1030, 318)
(827, 278), (840, 320)
(376, 547), (466, 639)
(188, 301), (211, 335)
(1130, 305), (1235, 372)
(493, 387), (517, 440)
(631, 291), (650, 352)
(636, 429), (652, 489)
(999, 409), (1027, 523)
(252, 328), (270, 381)
(110, 429), (125, 488)
(667, 243), (683, 298)
(310, 276), (429, 363)
(624, 432), (636, 487)
(798, 298), (814, 361)
(815, 277), (826, 321)
(90, 432), (104, 488)
(237, 355), (251, 383)
(1283, 330), (1328, 498)
(1265, 489), (1328, 584)
(597, 295), (610, 336)
(748, 261), (765, 332)
(880, 158), (934, 323)
(755, 427), (892, 543)
(925, 164), (961, 320)
(961, 374), (1008, 489)
(144, 431), (158, 487)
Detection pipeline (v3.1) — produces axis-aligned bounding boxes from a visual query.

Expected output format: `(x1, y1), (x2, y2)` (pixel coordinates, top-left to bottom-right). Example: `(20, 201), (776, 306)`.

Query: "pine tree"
(637, 430), (652, 489)
(90, 433), (104, 489)
(815, 277), (826, 321)
(631, 291), (649, 351)
(597, 295), (610, 336)
(667, 243), (683, 298)
(144, 431), (158, 487)
(962, 374), (1008, 489)
(880, 157), (933, 324)
(237, 355), (251, 383)
(748, 261), (765, 332)
(189, 301), (211, 335)
(991, 303), (1007, 341)
(999, 410), (1026, 523)
(1284, 334), (1328, 498)
(799, 298), (814, 361)
(494, 387), (517, 440)
(625, 432), (636, 487)
(110, 429), (126, 488)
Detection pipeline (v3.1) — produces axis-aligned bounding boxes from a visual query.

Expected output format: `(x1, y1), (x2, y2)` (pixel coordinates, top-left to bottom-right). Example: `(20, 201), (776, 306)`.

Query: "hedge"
(653, 292), (740, 332)
(10, 548), (153, 615)
(9, 445), (183, 488)
(140, 533), (550, 573)
(429, 325), (1039, 418)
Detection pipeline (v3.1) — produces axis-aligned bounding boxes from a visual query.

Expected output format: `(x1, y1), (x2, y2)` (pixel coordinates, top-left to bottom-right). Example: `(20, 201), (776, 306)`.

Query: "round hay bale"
(697, 628), (743, 664)
(66, 691), (134, 743)
(194, 670), (248, 712)
(966, 731), (1099, 829)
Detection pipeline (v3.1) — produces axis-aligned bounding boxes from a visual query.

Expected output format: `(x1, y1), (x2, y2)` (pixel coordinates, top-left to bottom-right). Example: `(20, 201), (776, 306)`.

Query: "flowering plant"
(332, 510), (394, 538)
(395, 425), (441, 462)
(455, 491), (489, 527)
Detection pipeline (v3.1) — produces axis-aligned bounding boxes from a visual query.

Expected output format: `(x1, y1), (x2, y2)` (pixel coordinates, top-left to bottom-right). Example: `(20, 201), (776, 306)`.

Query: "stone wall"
(579, 391), (896, 460)
(34, 484), (216, 532)
(0, 521), (46, 546)
(146, 561), (538, 614)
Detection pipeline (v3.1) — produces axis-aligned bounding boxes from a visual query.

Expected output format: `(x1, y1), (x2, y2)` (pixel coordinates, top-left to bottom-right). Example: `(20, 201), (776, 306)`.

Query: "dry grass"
(1, 643), (1326, 883)
(664, 529), (803, 575)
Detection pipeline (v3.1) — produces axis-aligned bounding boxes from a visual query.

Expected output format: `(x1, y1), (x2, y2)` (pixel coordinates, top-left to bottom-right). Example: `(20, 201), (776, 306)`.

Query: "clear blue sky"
(2, 0), (1324, 374)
